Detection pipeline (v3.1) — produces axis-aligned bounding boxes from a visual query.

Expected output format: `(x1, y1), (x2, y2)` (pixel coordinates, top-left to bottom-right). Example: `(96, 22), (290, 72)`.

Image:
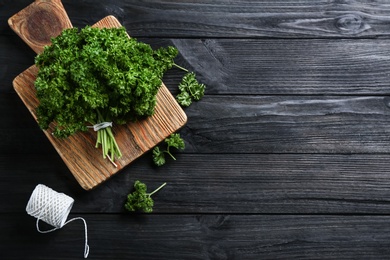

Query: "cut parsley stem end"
(147, 182), (167, 197)
(95, 126), (122, 167)
(173, 63), (189, 72)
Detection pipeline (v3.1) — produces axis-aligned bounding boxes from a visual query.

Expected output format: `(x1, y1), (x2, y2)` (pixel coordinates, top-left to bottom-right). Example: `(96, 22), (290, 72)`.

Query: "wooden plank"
(171, 38), (390, 95)
(1, 214), (390, 259)
(0, 93), (55, 155)
(3, 1), (390, 39)
(2, 154), (390, 214)
(64, 0), (390, 38)
(0, 34), (35, 94)
(183, 95), (390, 153)
(5, 0), (390, 39)
(4, 37), (390, 95)
(10, 13), (187, 190)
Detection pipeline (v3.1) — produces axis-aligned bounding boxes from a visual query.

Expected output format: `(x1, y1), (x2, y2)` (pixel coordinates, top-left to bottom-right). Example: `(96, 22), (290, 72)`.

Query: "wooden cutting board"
(8, 0), (187, 190)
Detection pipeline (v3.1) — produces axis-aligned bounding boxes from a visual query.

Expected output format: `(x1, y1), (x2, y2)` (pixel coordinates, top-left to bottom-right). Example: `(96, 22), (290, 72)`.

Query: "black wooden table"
(2, 1), (390, 259)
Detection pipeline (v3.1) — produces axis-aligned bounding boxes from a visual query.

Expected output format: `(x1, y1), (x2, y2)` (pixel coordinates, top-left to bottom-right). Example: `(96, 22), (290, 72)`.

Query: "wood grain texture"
(11, 15), (187, 190)
(182, 95), (390, 153)
(8, 0), (73, 54)
(4, 0), (390, 39)
(2, 154), (390, 214)
(172, 38), (390, 95)
(62, 0), (390, 38)
(2, 214), (390, 259)
(0, 93), (56, 155)
(4, 0), (390, 259)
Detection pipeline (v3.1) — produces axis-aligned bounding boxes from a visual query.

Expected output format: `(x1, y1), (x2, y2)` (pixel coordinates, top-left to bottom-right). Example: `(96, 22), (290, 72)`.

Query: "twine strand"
(87, 122), (113, 131)
(63, 217), (90, 258)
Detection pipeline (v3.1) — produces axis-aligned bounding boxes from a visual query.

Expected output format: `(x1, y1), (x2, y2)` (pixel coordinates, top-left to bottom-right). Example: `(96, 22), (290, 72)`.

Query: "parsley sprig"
(153, 133), (185, 166)
(176, 72), (206, 107)
(34, 26), (178, 164)
(124, 180), (167, 213)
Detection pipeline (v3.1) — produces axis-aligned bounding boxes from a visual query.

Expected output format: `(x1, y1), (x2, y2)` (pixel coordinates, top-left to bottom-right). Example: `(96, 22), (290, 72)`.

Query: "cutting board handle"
(8, 0), (72, 54)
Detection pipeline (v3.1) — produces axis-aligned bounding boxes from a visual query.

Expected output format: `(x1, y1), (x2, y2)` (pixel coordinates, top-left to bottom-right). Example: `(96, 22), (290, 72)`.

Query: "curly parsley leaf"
(152, 146), (166, 167)
(176, 91), (192, 107)
(165, 133), (185, 150)
(176, 72), (206, 107)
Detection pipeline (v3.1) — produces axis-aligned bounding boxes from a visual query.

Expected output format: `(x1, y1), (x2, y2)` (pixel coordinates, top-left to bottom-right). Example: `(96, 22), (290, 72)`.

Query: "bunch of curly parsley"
(34, 26), (178, 164)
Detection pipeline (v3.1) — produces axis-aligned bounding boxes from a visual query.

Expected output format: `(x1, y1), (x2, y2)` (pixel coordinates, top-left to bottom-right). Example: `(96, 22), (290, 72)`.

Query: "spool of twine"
(26, 184), (89, 258)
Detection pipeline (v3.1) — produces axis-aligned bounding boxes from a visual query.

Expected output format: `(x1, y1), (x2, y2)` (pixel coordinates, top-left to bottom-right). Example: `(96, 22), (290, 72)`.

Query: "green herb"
(153, 133), (185, 166)
(152, 146), (166, 166)
(124, 180), (167, 213)
(176, 72), (206, 107)
(34, 26), (178, 164)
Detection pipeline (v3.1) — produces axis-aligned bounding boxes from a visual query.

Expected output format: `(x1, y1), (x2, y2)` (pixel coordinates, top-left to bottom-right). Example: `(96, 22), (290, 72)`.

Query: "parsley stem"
(165, 146), (177, 160)
(173, 63), (189, 72)
(102, 128), (108, 158)
(165, 150), (176, 160)
(95, 110), (122, 164)
(96, 130), (101, 148)
(105, 126), (122, 158)
(147, 182), (167, 197)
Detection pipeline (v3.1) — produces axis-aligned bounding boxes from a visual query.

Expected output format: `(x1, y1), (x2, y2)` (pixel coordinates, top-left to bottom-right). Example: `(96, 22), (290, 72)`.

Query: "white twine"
(26, 184), (90, 258)
(87, 122), (113, 131)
